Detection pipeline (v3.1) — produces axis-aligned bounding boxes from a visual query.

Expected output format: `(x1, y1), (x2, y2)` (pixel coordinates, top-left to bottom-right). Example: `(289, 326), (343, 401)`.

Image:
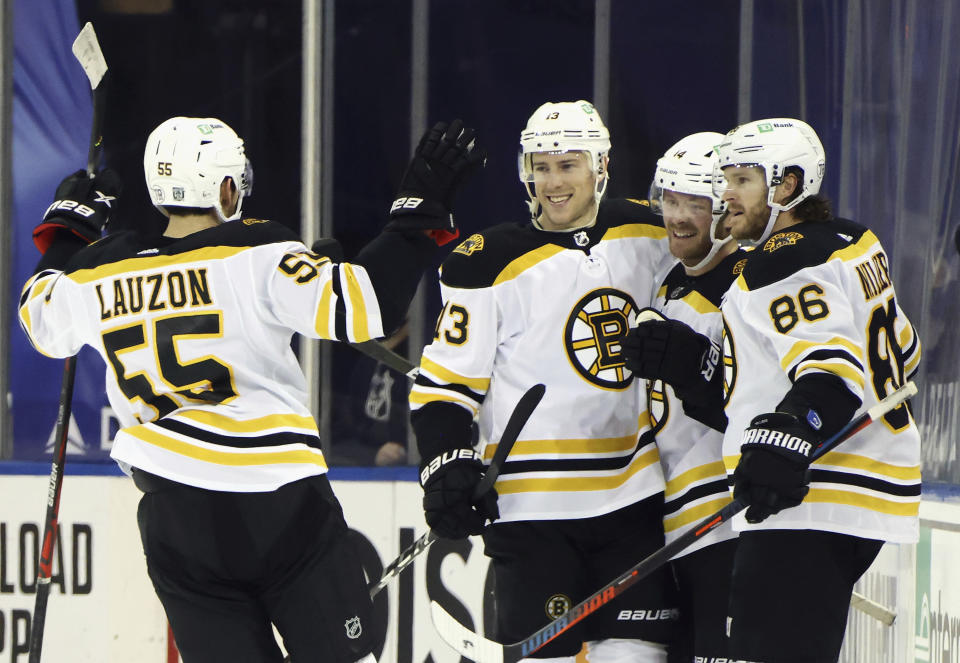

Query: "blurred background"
(3, 0), (959, 483)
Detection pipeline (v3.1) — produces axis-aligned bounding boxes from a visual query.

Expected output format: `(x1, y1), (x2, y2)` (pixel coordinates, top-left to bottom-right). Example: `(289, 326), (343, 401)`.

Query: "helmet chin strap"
(738, 206), (781, 248)
(685, 216), (736, 272)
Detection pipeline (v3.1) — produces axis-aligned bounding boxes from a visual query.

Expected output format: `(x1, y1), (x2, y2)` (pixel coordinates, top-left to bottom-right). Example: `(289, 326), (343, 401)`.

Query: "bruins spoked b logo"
(546, 594), (572, 620)
(564, 288), (638, 389)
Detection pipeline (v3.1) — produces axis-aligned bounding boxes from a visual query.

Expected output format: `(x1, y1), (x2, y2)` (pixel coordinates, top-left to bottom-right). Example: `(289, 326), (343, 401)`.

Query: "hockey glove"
(420, 448), (499, 539)
(33, 169), (122, 254)
(386, 119), (486, 246)
(732, 412), (819, 523)
(620, 314), (721, 402)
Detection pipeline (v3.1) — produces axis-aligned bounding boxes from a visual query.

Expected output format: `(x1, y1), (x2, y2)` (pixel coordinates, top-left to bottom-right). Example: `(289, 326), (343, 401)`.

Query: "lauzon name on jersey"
(96, 268), (213, 320)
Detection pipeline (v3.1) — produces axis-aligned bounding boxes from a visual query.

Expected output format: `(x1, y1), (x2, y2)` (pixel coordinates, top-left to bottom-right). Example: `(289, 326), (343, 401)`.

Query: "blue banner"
(11, 0), (110, 461)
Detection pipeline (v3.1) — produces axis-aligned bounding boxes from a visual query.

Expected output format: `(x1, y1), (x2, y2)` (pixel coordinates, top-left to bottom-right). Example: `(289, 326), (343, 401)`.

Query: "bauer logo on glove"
(419, 448), (483, 486)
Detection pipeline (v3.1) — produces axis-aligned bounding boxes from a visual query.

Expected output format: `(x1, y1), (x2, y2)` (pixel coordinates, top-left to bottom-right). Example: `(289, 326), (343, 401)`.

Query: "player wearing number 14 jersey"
(715, 119), (921, 663)
(19, 116), (482, 663)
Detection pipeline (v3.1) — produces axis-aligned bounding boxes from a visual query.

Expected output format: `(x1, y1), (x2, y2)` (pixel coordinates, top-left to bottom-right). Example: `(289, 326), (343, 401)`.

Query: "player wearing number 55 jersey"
(410, 101), (678, 662)
(715, 119), (921, 663)
(20, 116), (482, 663)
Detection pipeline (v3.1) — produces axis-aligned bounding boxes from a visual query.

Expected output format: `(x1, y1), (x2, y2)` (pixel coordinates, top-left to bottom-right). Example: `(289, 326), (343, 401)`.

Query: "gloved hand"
(419, 448), (499, 539)
(386, 119), (486, 246)
(33, 169), (122, 254)
(732, 412), (819, 523)
(620, 312), (720, 400)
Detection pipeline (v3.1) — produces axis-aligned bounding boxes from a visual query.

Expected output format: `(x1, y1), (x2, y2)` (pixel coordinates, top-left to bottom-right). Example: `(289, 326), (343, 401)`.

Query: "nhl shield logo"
(344, 616), (362, 639)
(573, 230), (590, 247)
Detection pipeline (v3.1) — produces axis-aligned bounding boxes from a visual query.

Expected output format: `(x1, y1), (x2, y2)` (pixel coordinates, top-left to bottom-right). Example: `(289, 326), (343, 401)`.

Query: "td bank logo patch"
(564, 288), (637, 389)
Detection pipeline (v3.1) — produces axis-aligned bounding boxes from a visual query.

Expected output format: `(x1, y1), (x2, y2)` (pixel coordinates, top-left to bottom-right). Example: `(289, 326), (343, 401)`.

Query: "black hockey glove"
(620, 313), (721, 402)
(386, 119), (486, 246)
(33, 169), (122, 254)
(419, 448), (499, 539)
(732, 412), (819, 523)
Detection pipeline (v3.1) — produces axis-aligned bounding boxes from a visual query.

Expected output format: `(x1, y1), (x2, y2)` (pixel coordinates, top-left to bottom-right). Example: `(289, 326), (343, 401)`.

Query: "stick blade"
(850, 592), (896, 626)
(72, 22), (107, 89)
(430, 601), (504, 663)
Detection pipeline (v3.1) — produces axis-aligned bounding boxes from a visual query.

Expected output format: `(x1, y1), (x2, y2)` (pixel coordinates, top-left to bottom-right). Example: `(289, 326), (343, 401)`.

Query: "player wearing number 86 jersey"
(716, 118), (921, 663)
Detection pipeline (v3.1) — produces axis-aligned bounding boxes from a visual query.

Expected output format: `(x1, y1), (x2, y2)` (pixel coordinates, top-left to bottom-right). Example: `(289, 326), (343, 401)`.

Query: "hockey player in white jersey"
(410, 101), (678, 662)
(20, 116), (482, 663)
(621, 132), (746, 662)
(628, 118), (921, 662)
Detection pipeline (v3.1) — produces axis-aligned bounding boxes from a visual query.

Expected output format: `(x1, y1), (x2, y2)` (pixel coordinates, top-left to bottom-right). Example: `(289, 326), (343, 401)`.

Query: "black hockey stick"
(367, 382), (546, 597)
(430, 381), (918, 663)
(29, 25), (107, 663)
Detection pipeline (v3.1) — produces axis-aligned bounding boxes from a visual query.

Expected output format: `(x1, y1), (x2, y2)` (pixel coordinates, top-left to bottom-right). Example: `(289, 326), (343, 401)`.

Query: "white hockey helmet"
(714, 118), (825, 246)
(144, 117), (251, 222)
(518, 100), (611, 216)
(651, 131), (732, 271)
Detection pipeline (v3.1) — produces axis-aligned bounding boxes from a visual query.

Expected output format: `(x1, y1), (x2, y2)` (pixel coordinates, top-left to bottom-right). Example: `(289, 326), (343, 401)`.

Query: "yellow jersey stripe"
(493, 245), (566, 286)
(419, 356), (491, 391)
(601, 224), (668, 241)
(341, 264), (370, 342)
(68, 246), (252, 283)
(483, 431), (640, 460)
(780, 336), (864, 370)
(174, 410), (318, 434)
(409, 389), (480, 415)
(314, 279), (334, 338)
(816, 451), (921, 481)
(127, 425), (327, 468)
(495, 447), (660, 494)
(725, 451), (920, 482)
(805, 488), (919, 516)
(831, 230), (879, 262)
(678, 290), (720, 315)
(664, 496), (733, 532)
(665, 461), (728, 497)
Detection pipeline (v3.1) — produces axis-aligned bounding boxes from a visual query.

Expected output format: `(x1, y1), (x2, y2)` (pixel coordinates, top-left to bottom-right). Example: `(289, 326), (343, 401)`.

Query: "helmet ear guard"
(518, 100), (611, 219)
(144, 117), (251, 222)
(715, 118), (825, 247)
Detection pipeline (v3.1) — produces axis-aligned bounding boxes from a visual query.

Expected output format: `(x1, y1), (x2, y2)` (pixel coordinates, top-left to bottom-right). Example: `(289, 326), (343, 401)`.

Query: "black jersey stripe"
(786, 348), (863, 382)
(153, 418), (322, 450)
(413, 373), (486, 404)
(331, 264), (348, 342)
(663, 478), (730, 516)
(809, 468), (921, 496)
(496, 433), (657, 475)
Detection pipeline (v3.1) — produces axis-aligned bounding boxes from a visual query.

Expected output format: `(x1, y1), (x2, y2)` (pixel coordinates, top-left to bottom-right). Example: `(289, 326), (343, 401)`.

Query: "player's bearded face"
(531, 151), (602, 231)
(661, 189), (715, 265)
(721, 166), (770, 241)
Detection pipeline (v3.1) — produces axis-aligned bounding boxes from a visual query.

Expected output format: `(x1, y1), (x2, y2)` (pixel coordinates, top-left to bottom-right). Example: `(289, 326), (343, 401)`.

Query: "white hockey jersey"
(720, 220), (922, 542)
(648, 250), (746, 557)
(410, 199), (675, 522)
(20, 219), (385, 492)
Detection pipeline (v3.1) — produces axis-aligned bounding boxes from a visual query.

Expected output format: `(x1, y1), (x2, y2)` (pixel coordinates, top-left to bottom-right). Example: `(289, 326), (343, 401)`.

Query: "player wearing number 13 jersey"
(715, 119), (921, 663)
(19, 116), (483, 663)
(411, 102), (678, 662)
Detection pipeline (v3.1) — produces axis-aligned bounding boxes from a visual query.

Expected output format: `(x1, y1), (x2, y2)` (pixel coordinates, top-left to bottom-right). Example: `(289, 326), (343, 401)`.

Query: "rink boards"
(0, 471), (957, 663)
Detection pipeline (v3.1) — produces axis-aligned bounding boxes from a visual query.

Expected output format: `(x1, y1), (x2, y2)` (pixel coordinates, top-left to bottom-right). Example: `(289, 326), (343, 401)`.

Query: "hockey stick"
(367, 382), (546, 597)
(850, 590), (896, 626)
(430, 380), (918, 663)
(351, 339), (419, 380)
(29, 25), (107, 663)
